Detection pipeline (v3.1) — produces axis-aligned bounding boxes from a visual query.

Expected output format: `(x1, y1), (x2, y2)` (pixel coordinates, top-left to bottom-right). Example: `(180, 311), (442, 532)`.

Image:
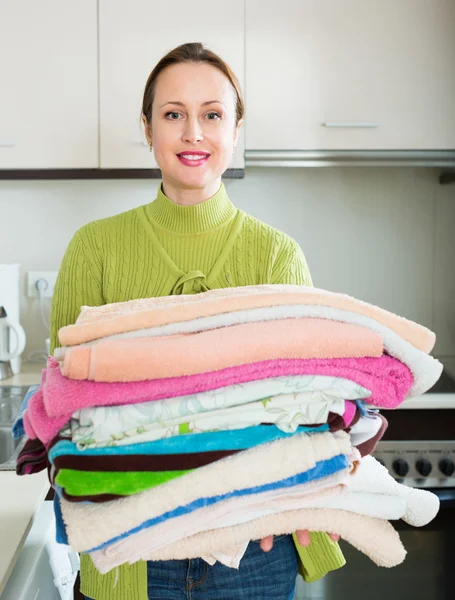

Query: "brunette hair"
(141, 42), (244, 126)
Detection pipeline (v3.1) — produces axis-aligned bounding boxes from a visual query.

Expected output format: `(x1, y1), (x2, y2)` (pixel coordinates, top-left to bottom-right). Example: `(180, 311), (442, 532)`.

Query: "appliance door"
(295, 489), (455, 600)
(1, 501), (79, 600)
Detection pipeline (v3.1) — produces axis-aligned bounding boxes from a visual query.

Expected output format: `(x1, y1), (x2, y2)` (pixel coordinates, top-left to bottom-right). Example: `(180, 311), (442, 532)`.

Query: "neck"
(145, 179), (236, 233)
(161, 177), (222, 206)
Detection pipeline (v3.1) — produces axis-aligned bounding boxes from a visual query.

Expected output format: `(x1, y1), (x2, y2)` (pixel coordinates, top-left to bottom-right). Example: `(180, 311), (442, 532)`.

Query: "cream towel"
(88, 453), (439, 573)
(90, 491), (405, 572)
(88, 473), (348, 569)
(60, 431), (352, 552)
(90, 508), (407, 574)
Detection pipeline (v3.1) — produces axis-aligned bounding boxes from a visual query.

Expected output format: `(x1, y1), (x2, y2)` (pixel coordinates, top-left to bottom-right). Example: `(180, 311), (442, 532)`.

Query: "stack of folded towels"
(17, 284), (443, 576)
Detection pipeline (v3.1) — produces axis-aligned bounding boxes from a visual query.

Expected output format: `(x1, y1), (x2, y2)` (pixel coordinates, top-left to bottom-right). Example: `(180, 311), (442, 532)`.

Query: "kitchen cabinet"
(245, 0), (455, 150)
(0, 0), (98, 169)
(98, 0), (245, 169)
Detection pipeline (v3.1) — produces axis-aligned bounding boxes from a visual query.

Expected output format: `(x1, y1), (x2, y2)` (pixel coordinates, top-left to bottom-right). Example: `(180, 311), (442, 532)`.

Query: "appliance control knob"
(416, 458), (433, 477)
(392, 458), (409, 477)
(439, 458), (455, 478)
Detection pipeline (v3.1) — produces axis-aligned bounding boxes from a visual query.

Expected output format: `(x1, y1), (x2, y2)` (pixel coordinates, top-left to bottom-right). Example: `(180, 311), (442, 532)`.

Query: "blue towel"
(53, 494), (69, 545)
(88, 453), (348, 552)
(11, 384), (40, 439)
(49, 423), (330, 463)
(355, 399), (379, 419)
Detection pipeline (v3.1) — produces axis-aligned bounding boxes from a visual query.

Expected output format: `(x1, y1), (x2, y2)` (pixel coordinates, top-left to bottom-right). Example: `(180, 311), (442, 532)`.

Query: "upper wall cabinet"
(246, 0), (455, 150)
(0, 1), (98, 169)
(99, 0), (245, 169)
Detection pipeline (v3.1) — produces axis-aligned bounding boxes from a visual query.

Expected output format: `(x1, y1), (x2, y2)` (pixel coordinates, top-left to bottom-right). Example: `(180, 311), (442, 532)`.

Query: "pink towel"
(24, 355), (413, 445)
(61, 319), (383, 382)
(343, 401), (357, 427)
(58, 284), (435, 353)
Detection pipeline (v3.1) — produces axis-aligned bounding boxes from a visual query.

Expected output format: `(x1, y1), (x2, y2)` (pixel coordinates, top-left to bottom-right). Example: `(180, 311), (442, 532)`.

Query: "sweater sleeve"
(50, 227), (104, 354)
(270, 235), (313, 287)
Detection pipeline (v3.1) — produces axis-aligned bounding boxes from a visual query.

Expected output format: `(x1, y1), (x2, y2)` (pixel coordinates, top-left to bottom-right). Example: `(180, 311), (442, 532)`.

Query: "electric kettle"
(0, 306), (26, 380)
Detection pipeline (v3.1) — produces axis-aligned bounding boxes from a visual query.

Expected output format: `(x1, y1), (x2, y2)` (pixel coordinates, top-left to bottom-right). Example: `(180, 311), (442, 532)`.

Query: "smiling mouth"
(176, 153), (211, 166)
(177, 153), (210, 161)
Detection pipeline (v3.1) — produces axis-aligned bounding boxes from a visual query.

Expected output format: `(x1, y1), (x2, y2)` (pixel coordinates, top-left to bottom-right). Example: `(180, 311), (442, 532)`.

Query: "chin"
(174, 168), (218, 189)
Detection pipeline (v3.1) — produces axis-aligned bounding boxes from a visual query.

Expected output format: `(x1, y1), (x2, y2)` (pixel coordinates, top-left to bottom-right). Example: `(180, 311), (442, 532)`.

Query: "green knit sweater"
(50, 182), (344, 600)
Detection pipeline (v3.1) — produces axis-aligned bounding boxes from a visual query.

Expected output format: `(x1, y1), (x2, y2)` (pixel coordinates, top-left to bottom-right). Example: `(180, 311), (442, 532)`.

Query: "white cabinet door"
(99, 0), (245, 169)
(246, 0), (455, 150)
(0, 1), (98, 169)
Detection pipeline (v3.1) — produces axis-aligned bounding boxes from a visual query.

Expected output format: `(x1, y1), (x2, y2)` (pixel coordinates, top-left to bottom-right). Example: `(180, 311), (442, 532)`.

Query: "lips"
(177, 152), (210, 159)
(176, 152), (211, 167)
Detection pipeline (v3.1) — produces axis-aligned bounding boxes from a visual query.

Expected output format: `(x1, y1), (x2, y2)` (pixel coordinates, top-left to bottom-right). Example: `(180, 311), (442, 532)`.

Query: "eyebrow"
(159, 100), (225, 108)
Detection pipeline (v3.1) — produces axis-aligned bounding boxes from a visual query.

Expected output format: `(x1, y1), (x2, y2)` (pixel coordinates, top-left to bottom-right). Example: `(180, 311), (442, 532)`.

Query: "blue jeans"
(84, 535), (298, 599)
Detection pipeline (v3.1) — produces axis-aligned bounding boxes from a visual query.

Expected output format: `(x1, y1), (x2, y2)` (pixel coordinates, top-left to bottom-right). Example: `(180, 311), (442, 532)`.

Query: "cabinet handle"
(323, 122), (379, 128)
(0, 140), (16, 147)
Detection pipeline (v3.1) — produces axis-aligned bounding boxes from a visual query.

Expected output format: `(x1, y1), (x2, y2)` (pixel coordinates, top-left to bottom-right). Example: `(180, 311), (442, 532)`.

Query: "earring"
(149, 143), (153, 152)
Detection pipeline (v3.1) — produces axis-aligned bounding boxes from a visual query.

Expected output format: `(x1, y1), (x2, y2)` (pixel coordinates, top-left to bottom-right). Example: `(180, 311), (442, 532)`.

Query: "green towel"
(56, 468), (191, 497)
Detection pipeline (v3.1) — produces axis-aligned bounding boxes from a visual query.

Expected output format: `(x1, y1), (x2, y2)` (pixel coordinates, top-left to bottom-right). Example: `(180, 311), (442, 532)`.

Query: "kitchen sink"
(0, 428), (23, 467)
(0, 400), (21, 425)
(0, 386), (29, 470)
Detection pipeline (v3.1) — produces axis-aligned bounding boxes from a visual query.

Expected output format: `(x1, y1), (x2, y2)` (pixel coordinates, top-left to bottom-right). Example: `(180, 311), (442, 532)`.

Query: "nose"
(182, 116), (203, 144)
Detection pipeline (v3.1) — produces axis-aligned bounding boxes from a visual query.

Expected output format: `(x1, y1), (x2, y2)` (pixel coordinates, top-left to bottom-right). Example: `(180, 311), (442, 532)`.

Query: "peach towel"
(61, 318), (383, 382)
(58, 284), (435, 353)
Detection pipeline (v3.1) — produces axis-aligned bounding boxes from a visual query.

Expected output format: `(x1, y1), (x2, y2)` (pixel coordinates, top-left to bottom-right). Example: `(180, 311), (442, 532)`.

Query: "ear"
(141, 114), (153, 145)
(233, 118), (244, 148)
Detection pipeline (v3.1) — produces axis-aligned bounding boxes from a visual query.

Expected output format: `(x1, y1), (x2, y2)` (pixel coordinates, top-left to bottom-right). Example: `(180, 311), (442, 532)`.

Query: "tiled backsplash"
(0, 167), (454, 361)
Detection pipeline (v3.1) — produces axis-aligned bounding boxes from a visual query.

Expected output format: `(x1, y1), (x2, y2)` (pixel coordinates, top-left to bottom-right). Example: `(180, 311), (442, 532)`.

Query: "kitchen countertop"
(0, 363), (49, 594)
(0, 470), (49, 595)
(0, 362), (45, 388)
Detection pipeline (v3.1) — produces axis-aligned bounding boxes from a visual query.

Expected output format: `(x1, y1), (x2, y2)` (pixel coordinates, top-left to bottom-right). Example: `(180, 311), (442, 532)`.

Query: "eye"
(165, 111), (182, 120)
(206, 112), (221, 121)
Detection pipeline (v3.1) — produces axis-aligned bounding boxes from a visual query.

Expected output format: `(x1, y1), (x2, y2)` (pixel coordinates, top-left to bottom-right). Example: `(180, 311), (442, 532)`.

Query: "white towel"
(202, 542), (250, 569)
(72, 393), (348, 449)
(348, 456), (440, 527)
(349, 414), (383, 446)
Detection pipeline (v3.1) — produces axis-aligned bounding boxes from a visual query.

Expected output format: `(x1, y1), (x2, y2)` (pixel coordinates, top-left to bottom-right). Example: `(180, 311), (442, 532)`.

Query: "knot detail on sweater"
(172, 271), (210, 295)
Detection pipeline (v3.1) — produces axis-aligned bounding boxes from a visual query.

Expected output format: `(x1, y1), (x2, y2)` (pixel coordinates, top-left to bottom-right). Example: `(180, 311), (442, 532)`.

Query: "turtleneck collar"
(146, 182), (237, 234)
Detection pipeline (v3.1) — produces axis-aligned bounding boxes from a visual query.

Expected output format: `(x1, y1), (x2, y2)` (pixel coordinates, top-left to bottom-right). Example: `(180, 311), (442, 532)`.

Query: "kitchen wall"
(0, 167), (454, 369)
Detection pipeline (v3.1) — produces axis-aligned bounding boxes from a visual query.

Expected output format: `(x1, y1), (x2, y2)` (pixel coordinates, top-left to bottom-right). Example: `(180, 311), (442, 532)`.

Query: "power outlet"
(27, 271), (58, 298)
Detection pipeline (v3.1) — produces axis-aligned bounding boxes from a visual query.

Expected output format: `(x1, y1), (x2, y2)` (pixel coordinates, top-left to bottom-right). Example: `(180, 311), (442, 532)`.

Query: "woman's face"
(143, 62), (243, 197)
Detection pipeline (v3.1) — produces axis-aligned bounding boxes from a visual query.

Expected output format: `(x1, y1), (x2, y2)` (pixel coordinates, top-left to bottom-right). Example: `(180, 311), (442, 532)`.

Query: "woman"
(51, 42), (339, 600)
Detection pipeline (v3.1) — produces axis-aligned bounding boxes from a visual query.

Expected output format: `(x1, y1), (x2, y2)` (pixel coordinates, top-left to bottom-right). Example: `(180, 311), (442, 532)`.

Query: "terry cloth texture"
(59, 431), (351, 552)
(90, 508), (407, 573)
(28, 355), (412, 436)
(58, 283), (435, 353)
(60, 318), (383, 382)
